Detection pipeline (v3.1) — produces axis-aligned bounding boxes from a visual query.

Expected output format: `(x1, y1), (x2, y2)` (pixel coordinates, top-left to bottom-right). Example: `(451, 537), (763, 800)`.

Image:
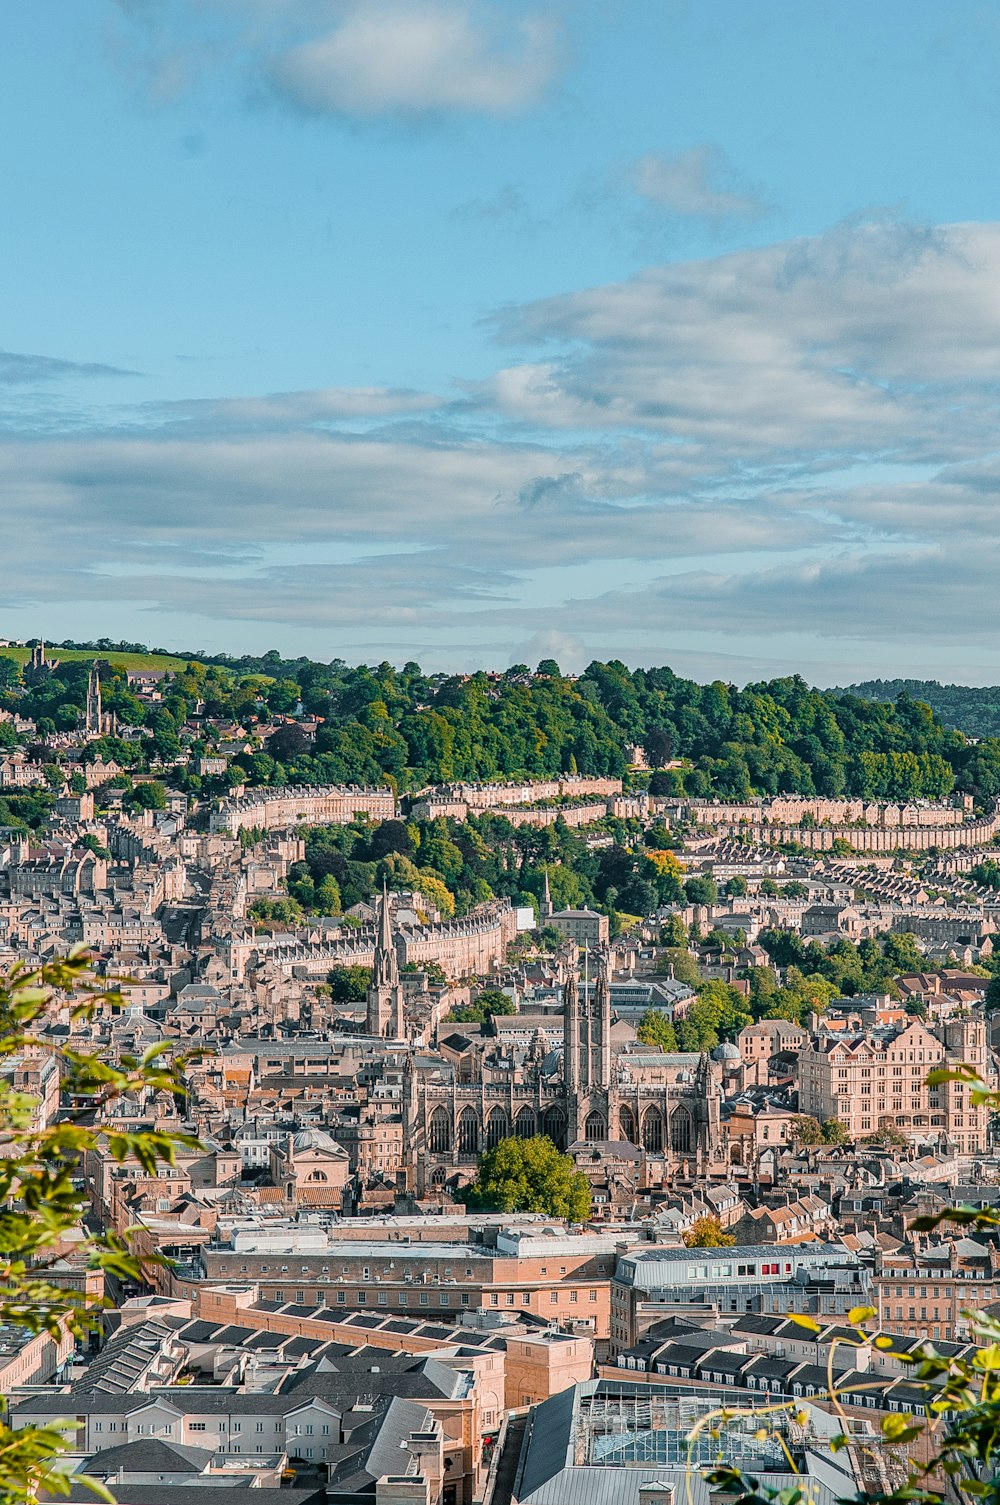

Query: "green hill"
(0, 647), (194, 672)
(839, 680), (1000, 740)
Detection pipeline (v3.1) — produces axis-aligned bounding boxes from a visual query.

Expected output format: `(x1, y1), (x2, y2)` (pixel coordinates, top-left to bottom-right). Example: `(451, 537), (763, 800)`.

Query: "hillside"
(8, 647), (1000, 804)
(840, 680), (1000, 741)
(0, 646), (193, 672)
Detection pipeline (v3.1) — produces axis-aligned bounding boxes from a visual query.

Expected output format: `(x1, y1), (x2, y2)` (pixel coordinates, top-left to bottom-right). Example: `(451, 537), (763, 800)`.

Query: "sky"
(4, 1), (1000, 684)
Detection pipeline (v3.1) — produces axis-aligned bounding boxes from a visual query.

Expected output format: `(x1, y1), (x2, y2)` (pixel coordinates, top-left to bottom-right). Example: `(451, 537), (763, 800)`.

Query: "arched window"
(431, 1166), (447, 1187)
(585, 1111), (606, 1143)
(515, 1107), (536, 1138)
(670, 1107), (693, 1155)
(542, 1106), (566, 1150)
(458, 1107), (480, 1155)
(619, 1106), (637, 1144)
(307, 1170), (328, 1182)
(642, 1108), (664, 1153)
(429, 1107), (452, 1154)
(486, 1110), (509, 1149)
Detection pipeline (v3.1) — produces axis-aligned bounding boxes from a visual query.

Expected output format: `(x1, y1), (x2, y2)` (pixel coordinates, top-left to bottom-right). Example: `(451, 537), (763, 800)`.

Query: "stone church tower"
(366, 884), (404, 1039)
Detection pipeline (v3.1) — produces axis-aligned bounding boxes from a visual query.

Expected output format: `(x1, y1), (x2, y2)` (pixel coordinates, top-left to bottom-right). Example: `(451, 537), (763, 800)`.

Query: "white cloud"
(630, 146), (767, 221)
(155, 386), (441, 427)
(492, 219), (1000, 459)
(12, 217), (1000, 674)
(268, 2), (560, 118)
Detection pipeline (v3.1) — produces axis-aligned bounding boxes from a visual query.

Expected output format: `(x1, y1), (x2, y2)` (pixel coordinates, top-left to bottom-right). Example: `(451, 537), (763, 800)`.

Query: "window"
(190, 1423), (207, 1433)
(337, 1291), (346, 1304)
(357, 1291), (367, 1304)
(491, 1294), (499, 1306)
(257, 1423), (265, 1433)
(378, 1292), (388, 1305)
(505, 1293), (515, 1306)
(590, 1290), (598, 1302)
(296, 1291), (304, 1303)
(550, 1292), (558, 1304)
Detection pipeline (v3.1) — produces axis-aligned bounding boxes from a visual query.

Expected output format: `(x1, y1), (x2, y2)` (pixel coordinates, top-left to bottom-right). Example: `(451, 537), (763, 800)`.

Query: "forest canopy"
(9, 651), (1000, 804)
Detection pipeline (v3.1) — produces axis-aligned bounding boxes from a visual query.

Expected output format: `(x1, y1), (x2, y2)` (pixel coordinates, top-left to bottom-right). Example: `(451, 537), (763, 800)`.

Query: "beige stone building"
(797, 1016), (989, 1150)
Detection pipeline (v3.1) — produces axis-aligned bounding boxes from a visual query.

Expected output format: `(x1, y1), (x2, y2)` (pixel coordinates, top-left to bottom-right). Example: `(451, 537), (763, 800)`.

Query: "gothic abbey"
(362, 889), (727, 1196)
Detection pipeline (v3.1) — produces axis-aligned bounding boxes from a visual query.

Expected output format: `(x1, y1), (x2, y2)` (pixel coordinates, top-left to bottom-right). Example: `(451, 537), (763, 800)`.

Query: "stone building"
(797, 1015), (990, 1151)
(400, 933), (726, 1196)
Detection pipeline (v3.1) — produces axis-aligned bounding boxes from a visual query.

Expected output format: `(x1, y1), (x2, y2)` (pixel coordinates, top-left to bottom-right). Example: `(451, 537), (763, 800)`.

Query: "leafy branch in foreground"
(0, 949), (201, 1503)
(701, 1068), (1000, 1505)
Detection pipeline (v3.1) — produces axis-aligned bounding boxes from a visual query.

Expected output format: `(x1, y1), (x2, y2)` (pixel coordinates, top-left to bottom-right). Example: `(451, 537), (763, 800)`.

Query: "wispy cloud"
(266, 2), (562, 119)
(629, 146), (769, 222)
(0, 350), (139, 384)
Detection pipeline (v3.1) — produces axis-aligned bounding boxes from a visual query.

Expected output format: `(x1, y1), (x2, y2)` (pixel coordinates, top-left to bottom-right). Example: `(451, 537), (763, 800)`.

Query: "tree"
(328, 964), (372, 1001)
(0, 951), (195, 1502)
(643, 727), (674, 766)
(725, 875), (748, 896)
(130, 780), (167, 810)
(684, 875), (718, 906)
(466, 1136), (590, 1220)
(660, 914), (688, 947)
(682, 1216), (735, 1248)
(636, 1010), (678, 1051)
(789, 1114), (825, 1145)
(986, 974), (1000, 1014)
(655, 947), (702, 987)
(476, 988), (516, 1016)
(447, 989), (517, 1024)
(822, 1117), (850, 1144)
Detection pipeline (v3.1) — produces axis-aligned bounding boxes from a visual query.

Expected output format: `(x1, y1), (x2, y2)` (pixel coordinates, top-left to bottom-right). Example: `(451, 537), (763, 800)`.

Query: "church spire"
(368, 880), (404, 1038)
(373, 879), (399, 989)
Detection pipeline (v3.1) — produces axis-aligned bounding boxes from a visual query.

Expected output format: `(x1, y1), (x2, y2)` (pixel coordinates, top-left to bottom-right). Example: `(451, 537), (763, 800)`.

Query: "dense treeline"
(8, 650), (1000, 804)
(277, 812), (674, 923)
(843, 678), (1000, 741)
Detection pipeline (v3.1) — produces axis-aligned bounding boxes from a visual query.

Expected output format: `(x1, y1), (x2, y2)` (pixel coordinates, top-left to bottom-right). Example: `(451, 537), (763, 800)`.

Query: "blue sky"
(4, 1), (1000, 681)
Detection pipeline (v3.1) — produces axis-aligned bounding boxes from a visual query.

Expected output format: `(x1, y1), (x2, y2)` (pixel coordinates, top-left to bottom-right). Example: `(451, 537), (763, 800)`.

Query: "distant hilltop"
(837, 679), (1000, 740)
(4, 642), (1000, 805)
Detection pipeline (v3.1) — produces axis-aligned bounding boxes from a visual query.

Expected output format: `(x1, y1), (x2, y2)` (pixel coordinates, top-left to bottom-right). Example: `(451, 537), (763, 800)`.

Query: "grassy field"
(0, 647), (195, 672)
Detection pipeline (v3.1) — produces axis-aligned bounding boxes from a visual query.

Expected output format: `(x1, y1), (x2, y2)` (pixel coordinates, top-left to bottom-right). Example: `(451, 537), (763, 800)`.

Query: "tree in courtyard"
(682, 1216), (735, 1248)
(465, 1136), (590, 1221)
(0, 951), (197, 1502)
